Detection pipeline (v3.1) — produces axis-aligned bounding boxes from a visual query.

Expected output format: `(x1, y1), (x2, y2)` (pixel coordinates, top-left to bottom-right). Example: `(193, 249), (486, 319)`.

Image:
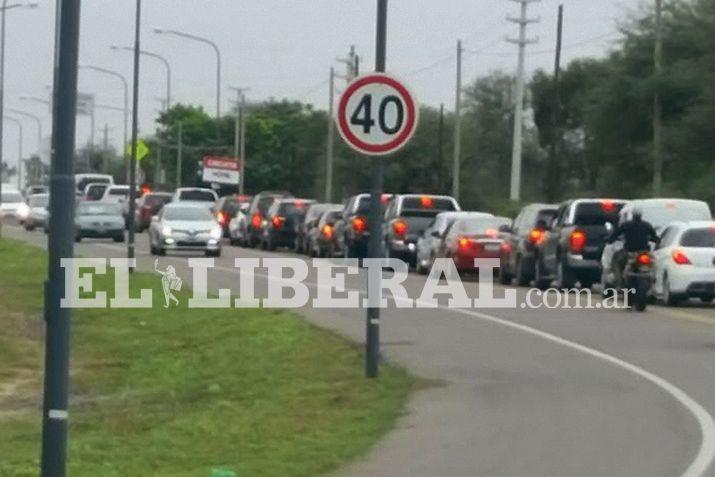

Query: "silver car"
(149, 202), (222, 257)
(74, 201), (125, 242)
(24, 193), (50, 231)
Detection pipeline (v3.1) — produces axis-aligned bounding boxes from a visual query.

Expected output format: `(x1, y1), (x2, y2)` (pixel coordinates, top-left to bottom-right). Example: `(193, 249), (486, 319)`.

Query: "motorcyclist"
(607, 209), (660, 286)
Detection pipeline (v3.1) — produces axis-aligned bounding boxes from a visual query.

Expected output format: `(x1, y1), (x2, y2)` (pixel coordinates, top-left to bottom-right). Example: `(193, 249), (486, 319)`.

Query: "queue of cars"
(7, 175), (714, 306)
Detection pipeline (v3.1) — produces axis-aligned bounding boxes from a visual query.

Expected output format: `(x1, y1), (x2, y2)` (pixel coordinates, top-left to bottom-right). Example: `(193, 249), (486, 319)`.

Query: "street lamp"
(7, 108), (41, 155)
(78, 65), (128, 176)
(4, 115), (23, 190)
(153, 27), (221, 117)
(0, 0), (37, 237)
(110, 44), (171, 110)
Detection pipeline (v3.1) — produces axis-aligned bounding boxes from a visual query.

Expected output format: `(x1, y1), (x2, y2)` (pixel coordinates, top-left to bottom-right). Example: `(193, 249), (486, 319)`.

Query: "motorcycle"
(624, 251), (654, 312)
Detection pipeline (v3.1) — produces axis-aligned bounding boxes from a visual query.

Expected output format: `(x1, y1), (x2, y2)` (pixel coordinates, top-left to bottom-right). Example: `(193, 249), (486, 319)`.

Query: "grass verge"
(0, 238), (415, 477)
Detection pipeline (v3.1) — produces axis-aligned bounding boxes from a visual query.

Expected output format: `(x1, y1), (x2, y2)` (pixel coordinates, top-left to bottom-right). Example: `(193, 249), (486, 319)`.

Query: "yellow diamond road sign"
(126, 140), (150, 161)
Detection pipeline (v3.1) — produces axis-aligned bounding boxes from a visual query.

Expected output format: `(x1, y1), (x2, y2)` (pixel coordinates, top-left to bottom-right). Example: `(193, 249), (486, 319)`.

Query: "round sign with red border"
(336, 73), (419, 156)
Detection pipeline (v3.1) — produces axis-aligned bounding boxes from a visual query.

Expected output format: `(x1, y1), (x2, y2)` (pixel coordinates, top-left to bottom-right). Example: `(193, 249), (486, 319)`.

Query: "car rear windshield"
(536, 209), (558, 226)
(459, 218), (510, 235)
(324, 211), (342, 223)
(573, 202), (624, 226)
(642, 204), (711, 229)
(220, 199), (240, 216)
(77, 203), (122, 216)
(680, 228), (715, 248)
(77, 177), (111, 192)
(108, 188), (129, 196)
(180, 190), (215, 202)
(164, 207), (214, 221)
(401, 197), (457, 212)
(29, 196), (49, 207)
(355, 196), (388, 215)
(1, 192), (23, 203)
(145, 195), (172, 207)
(86, 185), (107, 199)
(279, 202), (309, 217)
(256, 196), (280, 214)
(306, 205), (328, 221)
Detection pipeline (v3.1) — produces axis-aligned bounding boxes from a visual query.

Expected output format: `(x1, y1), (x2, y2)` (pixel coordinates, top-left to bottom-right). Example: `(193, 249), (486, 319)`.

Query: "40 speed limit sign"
(337, 73), (419, 156)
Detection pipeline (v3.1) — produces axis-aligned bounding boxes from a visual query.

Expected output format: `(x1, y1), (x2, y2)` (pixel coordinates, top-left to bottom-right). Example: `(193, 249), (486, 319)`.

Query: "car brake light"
(672, 250), (691, 265)
(251, 213), (263, 229)
(272, 216), (284, 229)
(393, 219), (408, 238)
(637, 253), (651, 266)
(217, 211), (227, 225)
(322, 224), (334, 239)
(352, 216), (367, 234)
(295, 199), (305, 209)
(381, 194), (391, 204)
(485, 228), (498, 238)
(501, 241), (512, 253)
(420, 195), (434, 208)
(601, 200), (616, 213)
(570, 230), (586, 253)
(529, 228), (544, 245)
(458, 236), (471, 250)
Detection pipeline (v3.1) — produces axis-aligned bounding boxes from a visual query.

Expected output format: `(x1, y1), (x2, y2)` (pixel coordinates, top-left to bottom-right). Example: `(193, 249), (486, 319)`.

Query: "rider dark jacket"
(608, 216), (660, 252)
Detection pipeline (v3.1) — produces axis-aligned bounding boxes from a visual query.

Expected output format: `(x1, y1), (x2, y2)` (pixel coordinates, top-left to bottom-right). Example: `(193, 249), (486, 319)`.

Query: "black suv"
(498, 203), (558, 286)
(334, 193), (392, 259)
(533, 199), (626, 289)
(242, 191), (292, 248)
(261, 198), (314, 251)
(383, 194), (460, 267)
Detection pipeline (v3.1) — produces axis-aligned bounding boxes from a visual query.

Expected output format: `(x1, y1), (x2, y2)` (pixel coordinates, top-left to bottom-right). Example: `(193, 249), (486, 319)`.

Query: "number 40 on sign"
(336, 73), (418, 156)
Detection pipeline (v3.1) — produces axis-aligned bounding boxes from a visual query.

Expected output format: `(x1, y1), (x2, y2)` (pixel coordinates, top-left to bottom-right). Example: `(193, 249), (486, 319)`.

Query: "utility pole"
(452, 39), (463, 201)
(326, 66), (335, 202)
(653, 0), (663, 196)
(507, 0), (540, 202)
(546, 4), (563, 202)
(101, 123), (109, 173)
(366, 0), (387, 379)
(239, 94), (246, 195)
(230, 86), (248, 195)
(127, 0), (142, 266)
(41, 0), (81, 474)
(438, 103), (444, 191)
(176, 121), (183, 187)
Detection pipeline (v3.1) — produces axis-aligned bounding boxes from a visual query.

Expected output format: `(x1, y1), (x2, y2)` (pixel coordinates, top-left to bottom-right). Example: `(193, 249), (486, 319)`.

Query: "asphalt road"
(8, 225), (715, 477)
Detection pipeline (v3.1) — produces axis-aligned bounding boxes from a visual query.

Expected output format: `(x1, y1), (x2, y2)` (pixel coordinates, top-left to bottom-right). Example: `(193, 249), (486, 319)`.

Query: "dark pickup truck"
(533, 199), (627, 289)
(383, 194), (461, 267)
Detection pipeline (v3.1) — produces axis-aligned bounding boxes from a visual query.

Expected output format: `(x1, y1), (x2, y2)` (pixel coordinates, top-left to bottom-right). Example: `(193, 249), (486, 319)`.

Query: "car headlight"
(209, 227), (222, 239)
(162, 225), (173, 236)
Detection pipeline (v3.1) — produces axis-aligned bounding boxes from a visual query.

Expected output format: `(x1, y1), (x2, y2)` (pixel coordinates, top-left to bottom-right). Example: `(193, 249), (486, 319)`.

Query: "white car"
(602, 198), (712, 290)
(653, 221), (715, 305)
(148, 202), (223, 257)
(0, 188), (29, 224)
(24, 193), (50, 231)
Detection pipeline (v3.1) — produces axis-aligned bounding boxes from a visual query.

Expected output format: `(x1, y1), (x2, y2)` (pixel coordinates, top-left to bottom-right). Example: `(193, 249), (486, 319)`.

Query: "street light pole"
(154, 28), (221, 117)
(229, 86), (248, 194)
(40, 0), (81, 474)
(7, 108), (41, 157)
(78, 65), (129, 180)
(4, 115), (22, 189)
(111, 45), (171, 109)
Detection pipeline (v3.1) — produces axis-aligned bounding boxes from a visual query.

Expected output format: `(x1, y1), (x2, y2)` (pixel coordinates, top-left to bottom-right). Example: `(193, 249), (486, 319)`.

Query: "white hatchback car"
(653, 221), (715, 305)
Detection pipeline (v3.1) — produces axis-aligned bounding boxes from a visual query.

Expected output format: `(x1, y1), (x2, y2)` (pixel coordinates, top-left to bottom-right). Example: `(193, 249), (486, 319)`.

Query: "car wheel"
(662, 274), (681, 306)
(515, 256), (531, 287)
(701, 295), (714, 304)
(113, 234), (125, 243)
(497, 259), (512, 285)
(267, 238), (276, 251)
(158, 247), (166, 257)
(534, 257), (550, 290)
(75, 234), (82, 243)
(556, 256), (576, 290)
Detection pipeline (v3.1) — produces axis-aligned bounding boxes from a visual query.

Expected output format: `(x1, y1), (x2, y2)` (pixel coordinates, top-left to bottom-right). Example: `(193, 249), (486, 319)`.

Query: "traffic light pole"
(127, 0), (142, 266)
(366, 0), (388, 378)
(41, 0), (81, 475)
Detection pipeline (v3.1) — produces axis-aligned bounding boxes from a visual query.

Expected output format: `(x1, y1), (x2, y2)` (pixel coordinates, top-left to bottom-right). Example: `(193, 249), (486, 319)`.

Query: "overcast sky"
(1, 0), (642, 180)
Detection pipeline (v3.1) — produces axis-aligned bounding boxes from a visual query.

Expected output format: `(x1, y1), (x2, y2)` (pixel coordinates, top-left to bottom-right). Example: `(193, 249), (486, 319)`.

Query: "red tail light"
(529, 228), (545, 245)
(570, 230), (586, 254)
(672, 250), (691, 265)
(217, 211), (227, 225)
(420, 195), (434, 208)
(381, 194), (391, 204)
(501, 241), (512, 253)
(393, 219), (408, 238)
(352, 216), (367, 234)
(322, 224), (334, 239)
(272, 216), (284, 229)
(251, 213), (263, 229)
(637, 252), (652, 266)
(458, 236), (471, 250)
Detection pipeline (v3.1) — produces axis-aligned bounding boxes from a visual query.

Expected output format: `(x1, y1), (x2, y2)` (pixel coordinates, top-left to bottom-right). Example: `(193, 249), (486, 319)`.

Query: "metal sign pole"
(127, 0), (141, 265)
(366, 0), (388, 378)
(40, 0), (81, 475)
